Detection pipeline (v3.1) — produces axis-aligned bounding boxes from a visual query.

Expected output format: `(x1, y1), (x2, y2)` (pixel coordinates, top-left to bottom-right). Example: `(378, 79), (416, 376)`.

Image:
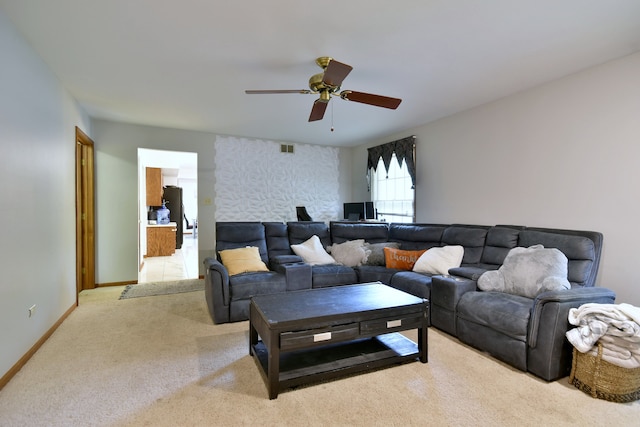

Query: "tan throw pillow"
(413, 246), (464, 275)
(291, 235), (336, 265)
(219, 246), (269, 276)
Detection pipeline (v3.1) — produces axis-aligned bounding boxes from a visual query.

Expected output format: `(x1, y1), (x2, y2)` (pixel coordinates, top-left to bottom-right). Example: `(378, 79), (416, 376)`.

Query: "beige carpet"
(0, 286), (638, 427)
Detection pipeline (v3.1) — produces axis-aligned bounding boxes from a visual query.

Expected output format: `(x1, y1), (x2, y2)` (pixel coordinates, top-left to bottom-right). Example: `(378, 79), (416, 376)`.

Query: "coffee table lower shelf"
(251, 332), (420, 396)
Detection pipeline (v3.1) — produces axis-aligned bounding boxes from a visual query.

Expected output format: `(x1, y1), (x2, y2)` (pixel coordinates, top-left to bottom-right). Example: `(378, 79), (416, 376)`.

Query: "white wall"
(0, 11), (91, 378)
(352, 52), (640, 306)
(91, 120), (353, 284)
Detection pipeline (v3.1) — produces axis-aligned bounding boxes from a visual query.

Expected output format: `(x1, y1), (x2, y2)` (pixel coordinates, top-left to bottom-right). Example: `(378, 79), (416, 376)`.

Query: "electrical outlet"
(28, 304), (36, 318)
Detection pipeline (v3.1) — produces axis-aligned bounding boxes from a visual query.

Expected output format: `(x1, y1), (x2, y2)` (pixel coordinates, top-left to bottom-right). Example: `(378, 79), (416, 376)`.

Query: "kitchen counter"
(147, 221), (177, 228)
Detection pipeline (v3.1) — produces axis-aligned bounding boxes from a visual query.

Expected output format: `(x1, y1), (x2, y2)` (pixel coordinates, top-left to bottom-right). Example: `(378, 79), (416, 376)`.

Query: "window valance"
(367, 135), (416, 188)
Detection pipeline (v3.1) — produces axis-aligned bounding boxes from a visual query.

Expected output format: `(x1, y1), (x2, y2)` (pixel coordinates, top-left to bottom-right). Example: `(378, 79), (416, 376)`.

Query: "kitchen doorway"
(137, 148), (198, 283)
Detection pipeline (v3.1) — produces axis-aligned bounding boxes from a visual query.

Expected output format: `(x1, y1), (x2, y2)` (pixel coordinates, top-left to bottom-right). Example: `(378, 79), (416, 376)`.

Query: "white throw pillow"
(291, 235), (336, 265)
(327, 239), (371, 267)
(413, 245), (464, 275)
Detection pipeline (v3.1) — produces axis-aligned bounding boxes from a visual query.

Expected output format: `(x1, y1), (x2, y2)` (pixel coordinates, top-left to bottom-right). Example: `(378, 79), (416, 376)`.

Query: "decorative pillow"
(383, 247), (426, 270)
(327, 239), (371, 267)
(364, 242), (400, 266)
(291, 235), (336, 265)
(413, 246), (464, 275)
(477, 244), (571, 298)
(218, 246), (269, 276)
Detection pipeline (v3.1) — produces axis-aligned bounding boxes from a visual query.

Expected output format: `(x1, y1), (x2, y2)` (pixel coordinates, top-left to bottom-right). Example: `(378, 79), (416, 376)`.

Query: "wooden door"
(76, 127), (96, 297)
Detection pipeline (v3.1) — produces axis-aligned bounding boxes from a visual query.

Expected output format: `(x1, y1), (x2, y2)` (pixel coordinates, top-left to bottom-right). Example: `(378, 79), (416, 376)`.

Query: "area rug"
(119, 278), (204, 299)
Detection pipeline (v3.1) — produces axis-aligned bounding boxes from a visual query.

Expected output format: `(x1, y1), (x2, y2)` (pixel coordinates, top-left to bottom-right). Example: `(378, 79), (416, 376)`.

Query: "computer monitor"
(343, 202), (375, 221)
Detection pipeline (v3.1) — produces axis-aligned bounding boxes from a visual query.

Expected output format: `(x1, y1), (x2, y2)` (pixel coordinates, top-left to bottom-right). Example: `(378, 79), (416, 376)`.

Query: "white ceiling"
(2, 0), (640, 147)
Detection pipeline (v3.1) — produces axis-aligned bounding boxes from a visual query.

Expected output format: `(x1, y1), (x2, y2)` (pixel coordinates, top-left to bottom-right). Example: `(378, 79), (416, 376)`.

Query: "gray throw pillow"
(478, 244), (571, 298)
(364, 242), (401, 266)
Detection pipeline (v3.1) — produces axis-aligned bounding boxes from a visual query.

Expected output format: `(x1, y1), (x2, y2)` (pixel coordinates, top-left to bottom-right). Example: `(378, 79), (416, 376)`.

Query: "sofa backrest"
(215, 222), (269, 264)
(330, 221), (389, 244)
(388, 223), (447, 250)
(287, 221), (332, 248)
(479, 226), (523, 268)
(263, 222), (292, 259)
(441, 225), (489, 264)
(518, 228), (603, 288)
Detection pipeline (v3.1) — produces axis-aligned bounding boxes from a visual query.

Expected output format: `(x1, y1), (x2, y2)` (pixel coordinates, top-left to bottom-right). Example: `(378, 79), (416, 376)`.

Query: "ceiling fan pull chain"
(331, 101), (334, 132)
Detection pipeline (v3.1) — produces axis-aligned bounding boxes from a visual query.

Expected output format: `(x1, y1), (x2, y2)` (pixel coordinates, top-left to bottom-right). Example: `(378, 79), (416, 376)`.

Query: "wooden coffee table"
(249, 282), (429, 399)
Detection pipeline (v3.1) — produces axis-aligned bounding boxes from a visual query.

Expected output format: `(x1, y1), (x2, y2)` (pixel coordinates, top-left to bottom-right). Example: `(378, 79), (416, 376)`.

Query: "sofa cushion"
(413, 245), (464, 275)
(519, 229), (599, 287)
(477, 245), (571, 298)
(330, 221), (389, 244)
(441, 225), (488, 264)
(291, 235), (336, 265)
(216, 222), (269, 264)
(480, 226), (522, 266)
(288, 221), (332, 247)
(355, 265), (400, 285)
(363, 242), (400, 266)
(390, 271), (433, 299)
(457, 291), (532, 341)
(384, 247), (426, 270)
(389, 223), (446, 250)
(228, 271), (287, 300)
(219, 246), (269, 276)
(310, 265), (358, 288)
(327, 239), (371, 267)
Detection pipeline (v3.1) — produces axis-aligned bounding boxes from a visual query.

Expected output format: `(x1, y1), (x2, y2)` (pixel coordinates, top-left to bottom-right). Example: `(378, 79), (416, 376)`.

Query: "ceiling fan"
(245, 57), (402, 122)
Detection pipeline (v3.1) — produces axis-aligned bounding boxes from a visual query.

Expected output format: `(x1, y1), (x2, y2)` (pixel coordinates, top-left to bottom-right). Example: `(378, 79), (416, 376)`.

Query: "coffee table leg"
(267, 330), (280, 399)
(249, 323), (258, 356)
(418, 325), (428, 363)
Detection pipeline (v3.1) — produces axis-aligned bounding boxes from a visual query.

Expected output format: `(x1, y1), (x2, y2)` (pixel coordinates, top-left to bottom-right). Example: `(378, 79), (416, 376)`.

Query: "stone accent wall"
(214, 136), (340, 222)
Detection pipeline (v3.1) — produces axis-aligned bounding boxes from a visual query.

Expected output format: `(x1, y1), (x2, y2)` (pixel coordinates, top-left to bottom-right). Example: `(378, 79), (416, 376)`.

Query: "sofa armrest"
(431, 275), (478, 309)
(272, 262), (312, 291)
(203, 257), (231, 324)
(431, 275), (478, 335)
(528, 287), (616, 348)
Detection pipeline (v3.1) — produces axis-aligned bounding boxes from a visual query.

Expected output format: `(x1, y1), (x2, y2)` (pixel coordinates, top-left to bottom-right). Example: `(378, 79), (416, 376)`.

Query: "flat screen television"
(343, 202), (375, 221)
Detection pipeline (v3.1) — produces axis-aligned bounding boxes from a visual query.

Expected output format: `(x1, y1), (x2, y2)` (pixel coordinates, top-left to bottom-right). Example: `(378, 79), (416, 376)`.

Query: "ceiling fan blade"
(245, 89), (311, 94)
(322, 60), (353, 88)
(340, 91), (402, 109)
(308, 100), (329, 122)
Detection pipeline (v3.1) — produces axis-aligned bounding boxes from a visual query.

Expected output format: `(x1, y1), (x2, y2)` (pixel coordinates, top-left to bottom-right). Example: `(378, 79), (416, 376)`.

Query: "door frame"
(75, 126), (96, 300)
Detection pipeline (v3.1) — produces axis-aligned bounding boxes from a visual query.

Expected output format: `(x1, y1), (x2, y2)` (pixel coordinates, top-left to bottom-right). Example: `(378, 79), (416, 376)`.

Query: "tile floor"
(139, 231), (199, 283)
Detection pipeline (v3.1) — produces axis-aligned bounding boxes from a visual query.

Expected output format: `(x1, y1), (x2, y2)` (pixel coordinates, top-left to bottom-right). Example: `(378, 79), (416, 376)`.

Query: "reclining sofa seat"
(435, 226), (616, 381)
(285, 221), (358, 288)
(387, 224), (489, 300)
(204, 222), (295, 324)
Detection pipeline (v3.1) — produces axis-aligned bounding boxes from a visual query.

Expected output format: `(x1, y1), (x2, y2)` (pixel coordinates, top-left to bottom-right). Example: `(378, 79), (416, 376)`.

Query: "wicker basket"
(569, 342), (640, 403)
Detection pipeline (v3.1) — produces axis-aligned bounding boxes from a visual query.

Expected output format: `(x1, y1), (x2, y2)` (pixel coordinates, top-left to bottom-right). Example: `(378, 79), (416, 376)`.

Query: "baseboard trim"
(0, 303), (77, 390)
(97, 280), (136, 287)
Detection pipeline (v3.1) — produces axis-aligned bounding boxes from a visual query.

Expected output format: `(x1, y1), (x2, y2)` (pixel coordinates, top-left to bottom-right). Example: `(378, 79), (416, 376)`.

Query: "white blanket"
(566, 303), (640, 369)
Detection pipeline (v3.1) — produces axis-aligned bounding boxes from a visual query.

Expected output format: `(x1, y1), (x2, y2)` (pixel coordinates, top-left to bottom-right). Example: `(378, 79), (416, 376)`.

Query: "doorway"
(137, 148), (198, 283)
(75, 127), (96, 299)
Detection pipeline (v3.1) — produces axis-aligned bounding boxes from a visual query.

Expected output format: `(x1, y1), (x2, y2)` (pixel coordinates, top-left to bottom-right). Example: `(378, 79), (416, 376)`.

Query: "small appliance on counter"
(155, 201), (170, 225)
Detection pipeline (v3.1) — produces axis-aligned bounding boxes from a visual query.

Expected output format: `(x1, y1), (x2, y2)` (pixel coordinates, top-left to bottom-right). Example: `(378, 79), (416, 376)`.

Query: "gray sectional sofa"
(203, 220), (615, 381)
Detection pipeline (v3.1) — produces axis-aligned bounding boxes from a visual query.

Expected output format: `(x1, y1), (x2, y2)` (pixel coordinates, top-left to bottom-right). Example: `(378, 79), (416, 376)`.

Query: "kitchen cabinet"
(146, 167), (163, 206)
(147, 223), (176, 257)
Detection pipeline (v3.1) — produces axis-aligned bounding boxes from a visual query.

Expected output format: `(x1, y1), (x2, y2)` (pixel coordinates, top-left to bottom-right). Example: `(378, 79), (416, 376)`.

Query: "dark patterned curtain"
(367, 135), (416, 189)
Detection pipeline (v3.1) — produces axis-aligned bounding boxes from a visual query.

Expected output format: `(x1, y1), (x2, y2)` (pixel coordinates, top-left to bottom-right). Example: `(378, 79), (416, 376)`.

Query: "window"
(371, 153), (415, 223)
